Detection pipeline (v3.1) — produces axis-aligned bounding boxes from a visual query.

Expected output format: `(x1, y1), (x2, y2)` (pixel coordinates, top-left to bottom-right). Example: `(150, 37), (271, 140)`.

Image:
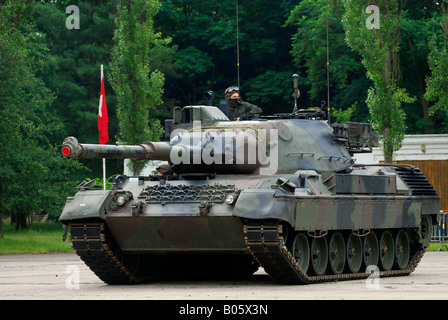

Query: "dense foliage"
(342, 0), (415, 163)
(109, 0), (166, 175)
(425, 3), (448, 117)
(0, 0), (447, 223)
(0, 0), (84, 228)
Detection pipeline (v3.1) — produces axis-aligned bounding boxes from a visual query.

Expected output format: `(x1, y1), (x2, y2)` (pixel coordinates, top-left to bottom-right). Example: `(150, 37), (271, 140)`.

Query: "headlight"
(225, 193), (236, 205)
(115, 195), (126, 206)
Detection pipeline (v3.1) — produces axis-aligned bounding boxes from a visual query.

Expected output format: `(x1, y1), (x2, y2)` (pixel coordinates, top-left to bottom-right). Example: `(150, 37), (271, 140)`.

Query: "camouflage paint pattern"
(59, 106), (440, 254)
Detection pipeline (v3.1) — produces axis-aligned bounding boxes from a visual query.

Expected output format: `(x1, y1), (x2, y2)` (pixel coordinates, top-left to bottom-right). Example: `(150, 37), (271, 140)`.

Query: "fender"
(233, 189), (295, 226)
(59, 190), (111, 223)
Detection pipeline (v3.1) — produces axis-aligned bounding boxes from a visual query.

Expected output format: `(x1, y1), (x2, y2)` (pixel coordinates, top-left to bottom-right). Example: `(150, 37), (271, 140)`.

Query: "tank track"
(69, 219), (425, 285)
(244, 219), (426, 285)
(69, 221), (146, 284)
(69, 221), (258, 284)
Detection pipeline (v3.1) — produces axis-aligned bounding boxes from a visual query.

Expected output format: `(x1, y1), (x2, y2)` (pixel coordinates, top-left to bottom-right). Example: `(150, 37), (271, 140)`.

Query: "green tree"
(34, 0), (119, 180)
(109, 0), (168, 175)
(288, 1), (447, 132)
(155, 0), (240, 105)
(332, 103), (357, 124)
(399, 2), (447, 133)
(238, 0), (297, 112)
(287, 0), (372, 122)
(425, 1), (448, 117)
(0, 0), (83, 229)
(342, 0), (415, 163)
(35, 1), (118, 145)
(155, 0), (296, 113)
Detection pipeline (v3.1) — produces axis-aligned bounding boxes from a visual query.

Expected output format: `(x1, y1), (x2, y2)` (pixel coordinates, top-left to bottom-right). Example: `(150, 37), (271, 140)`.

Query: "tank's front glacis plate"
(104, 178), (251, 253)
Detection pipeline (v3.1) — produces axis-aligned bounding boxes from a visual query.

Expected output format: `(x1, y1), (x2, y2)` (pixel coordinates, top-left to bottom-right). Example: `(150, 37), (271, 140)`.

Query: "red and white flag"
(98, 64), (109, 145)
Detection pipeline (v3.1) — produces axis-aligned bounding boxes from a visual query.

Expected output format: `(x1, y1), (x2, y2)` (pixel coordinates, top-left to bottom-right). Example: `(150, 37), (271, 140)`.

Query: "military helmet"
(225, 86), (240, 99)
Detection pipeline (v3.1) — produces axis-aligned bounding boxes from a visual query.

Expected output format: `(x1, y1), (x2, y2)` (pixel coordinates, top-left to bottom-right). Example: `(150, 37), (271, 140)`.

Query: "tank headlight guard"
(225, 193), (239, 205)
(115, 195), (126, 206)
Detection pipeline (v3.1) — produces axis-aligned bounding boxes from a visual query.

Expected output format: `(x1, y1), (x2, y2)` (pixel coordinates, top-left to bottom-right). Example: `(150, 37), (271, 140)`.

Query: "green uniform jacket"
(230, 101), (262, 119)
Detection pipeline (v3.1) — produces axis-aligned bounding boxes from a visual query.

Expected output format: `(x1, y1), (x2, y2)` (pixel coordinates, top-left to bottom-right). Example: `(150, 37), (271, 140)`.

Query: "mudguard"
(59, 190), (111, 223)
(233, 189), (295, 226)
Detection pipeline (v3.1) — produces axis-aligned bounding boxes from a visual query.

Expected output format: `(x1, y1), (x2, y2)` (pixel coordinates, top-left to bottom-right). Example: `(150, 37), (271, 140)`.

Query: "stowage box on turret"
(59, 82), (439, 285)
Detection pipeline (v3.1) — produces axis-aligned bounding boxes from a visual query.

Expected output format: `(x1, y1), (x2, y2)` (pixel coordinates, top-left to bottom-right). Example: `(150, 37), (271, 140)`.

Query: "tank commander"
(225, 86), (262, 120)
(156, 164), (173, 178)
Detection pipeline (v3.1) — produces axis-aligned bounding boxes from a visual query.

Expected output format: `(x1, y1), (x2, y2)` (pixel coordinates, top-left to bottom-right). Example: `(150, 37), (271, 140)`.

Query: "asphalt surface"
(0, 251), (447, 300)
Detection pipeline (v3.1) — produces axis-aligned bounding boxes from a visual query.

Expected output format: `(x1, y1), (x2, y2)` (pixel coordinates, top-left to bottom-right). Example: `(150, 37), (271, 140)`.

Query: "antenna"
(236, 1), (240, 88)
(292, 74), (300, 113)
(326, 0), (331, 122)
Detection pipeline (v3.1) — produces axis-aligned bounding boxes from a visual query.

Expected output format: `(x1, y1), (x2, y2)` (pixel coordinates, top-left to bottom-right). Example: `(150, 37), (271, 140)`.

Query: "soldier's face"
(230, 92), (240, 99)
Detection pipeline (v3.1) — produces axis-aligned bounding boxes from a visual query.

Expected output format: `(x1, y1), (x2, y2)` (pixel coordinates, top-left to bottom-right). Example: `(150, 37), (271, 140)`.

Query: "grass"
(0, 221), (73, 255)
(429, 242), (448, 252)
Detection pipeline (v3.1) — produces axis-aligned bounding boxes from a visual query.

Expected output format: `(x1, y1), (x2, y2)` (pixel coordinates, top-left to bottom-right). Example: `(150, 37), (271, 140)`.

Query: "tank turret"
(62, 104), (380, 176)
(61, 122), (265, 174)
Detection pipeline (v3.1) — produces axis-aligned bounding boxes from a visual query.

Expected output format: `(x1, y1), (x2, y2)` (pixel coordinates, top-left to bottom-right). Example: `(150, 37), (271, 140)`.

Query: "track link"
(69, 219), (425, 285)
(244, 219), (425, 285)
(69, 221), (144, 284)
(69, 221), (258, 284)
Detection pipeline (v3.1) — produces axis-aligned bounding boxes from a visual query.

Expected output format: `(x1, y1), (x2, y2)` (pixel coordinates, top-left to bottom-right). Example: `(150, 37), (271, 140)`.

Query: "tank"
(59, 84), (440, 285)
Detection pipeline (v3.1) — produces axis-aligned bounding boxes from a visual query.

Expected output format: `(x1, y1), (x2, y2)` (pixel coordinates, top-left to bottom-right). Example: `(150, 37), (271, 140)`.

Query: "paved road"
(0, 252), (447, 300)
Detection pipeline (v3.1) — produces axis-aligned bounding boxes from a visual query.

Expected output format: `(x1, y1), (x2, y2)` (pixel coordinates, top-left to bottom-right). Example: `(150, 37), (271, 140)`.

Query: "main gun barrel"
(61, 136), (172, 161)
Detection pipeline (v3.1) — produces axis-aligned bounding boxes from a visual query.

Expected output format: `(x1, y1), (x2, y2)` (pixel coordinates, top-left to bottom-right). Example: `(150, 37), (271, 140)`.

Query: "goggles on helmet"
(225, 86), (240, 95)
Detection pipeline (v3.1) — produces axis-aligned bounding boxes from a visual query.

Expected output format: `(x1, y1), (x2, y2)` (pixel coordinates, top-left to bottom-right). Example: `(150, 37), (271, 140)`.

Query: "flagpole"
(103, 158), (106, 190)
(101, 64), (106, 190)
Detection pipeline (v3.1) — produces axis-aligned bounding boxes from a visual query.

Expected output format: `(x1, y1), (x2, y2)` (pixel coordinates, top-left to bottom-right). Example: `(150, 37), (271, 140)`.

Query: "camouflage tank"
(59, 81), (439, 285)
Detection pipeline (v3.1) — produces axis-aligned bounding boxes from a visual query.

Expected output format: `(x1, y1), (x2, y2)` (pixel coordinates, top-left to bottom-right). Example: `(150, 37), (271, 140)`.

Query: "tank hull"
(63, 188), (437, 251)
(61, 167), (438, 284)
